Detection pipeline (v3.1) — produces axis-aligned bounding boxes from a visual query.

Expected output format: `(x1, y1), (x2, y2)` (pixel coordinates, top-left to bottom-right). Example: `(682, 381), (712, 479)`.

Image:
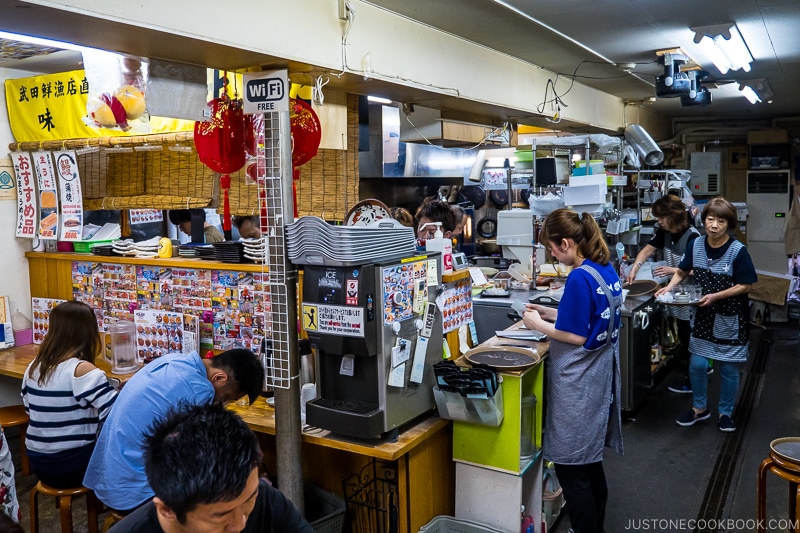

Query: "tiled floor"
(552, 323), (800, 533)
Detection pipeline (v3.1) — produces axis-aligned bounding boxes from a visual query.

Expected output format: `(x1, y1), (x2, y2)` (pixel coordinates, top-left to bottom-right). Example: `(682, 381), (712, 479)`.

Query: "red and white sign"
(345, 279), (359, 305)
(53, 151), (84, 241)
(33, 151), (59, 240)
(12, 152), (36, 238)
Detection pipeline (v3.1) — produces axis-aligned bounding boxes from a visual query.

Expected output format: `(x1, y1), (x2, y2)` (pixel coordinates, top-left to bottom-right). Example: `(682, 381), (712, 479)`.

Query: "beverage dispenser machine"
(303, 254), (443, 439)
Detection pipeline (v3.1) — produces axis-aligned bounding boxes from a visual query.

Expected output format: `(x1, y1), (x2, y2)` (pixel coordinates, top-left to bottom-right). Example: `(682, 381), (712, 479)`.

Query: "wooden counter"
(0, 344), (454, 532)
(26, 251), (270, 302)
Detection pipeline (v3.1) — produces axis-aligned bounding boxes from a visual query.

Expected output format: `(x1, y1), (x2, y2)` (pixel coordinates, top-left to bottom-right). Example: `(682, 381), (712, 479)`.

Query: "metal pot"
(479, 239), (500, 254)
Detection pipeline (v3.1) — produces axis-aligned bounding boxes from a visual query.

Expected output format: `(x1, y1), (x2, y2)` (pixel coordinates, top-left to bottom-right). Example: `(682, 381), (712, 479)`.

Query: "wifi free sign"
(243, 69), (289, 114)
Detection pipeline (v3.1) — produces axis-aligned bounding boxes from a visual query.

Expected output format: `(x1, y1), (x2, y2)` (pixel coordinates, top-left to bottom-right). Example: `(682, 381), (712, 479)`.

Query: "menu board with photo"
(437, 276), (474, 334)
(171, 268), (213, 312)
(71, 261), (105, 328)
(133, 309), (185, 363)
(103, 263), (137, 327)
(32, 152), (59, 240)
(68, 261), (271, 354)
(31, 297), (67, 344)
(136, 266), (173, 310)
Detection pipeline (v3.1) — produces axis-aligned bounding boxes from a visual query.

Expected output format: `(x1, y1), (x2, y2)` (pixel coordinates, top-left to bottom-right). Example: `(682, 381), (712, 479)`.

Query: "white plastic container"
(425, 222), (453, 273)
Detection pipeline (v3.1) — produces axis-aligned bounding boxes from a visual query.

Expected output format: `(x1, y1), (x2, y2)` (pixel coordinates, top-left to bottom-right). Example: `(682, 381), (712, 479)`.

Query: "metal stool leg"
(757, 457), (773, 533)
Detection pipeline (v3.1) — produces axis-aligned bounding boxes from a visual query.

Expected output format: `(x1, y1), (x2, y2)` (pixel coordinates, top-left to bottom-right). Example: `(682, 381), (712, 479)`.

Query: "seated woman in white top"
(21, 301), (118, 488)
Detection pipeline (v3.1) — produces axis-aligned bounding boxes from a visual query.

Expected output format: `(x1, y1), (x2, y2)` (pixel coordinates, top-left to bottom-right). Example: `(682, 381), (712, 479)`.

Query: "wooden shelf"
(25, 251), (269, 273)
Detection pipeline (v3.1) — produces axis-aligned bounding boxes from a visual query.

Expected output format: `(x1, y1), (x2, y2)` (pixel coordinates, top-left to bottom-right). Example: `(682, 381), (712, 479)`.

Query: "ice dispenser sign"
(302, 303), (364, 337)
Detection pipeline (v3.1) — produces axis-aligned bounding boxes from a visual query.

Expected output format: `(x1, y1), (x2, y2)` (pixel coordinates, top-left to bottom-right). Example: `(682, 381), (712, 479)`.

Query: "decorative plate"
(345, 199), (392, 227)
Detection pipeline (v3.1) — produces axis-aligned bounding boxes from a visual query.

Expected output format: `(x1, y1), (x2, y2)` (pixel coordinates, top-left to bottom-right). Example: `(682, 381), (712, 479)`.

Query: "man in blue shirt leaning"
(84, 348), (264, 512)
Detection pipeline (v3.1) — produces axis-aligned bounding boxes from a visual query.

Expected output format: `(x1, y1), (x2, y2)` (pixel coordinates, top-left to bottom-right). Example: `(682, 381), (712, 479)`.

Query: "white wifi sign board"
(243, 69), (289, 114)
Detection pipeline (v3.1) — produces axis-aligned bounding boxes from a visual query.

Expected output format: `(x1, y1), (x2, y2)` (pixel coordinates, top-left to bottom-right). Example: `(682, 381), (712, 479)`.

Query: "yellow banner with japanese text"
(4, 70), (194, 142)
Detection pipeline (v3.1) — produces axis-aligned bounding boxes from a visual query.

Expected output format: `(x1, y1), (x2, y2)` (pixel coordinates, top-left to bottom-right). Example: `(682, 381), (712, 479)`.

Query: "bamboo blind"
(8, 95), (361, 219)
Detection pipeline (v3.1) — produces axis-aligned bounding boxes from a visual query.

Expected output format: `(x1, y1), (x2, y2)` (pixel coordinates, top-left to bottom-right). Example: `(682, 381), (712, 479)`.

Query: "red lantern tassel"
(221, 173), (232, 240)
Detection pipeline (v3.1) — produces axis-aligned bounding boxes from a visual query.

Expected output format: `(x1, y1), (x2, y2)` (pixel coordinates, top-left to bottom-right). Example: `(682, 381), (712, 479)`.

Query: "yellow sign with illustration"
(4, 70), (194, 142)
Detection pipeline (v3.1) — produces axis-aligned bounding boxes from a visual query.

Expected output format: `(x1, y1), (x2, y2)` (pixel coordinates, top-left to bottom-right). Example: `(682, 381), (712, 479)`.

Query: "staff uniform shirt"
(111, 479), (314, 533)
(679, 237), (757, 362)
(22, 358), (117, 454)
(555, 259), (622, 349)
(83, 352), (214, 511)
(544, 261), (624, 465)
(648, 224), (700, 320)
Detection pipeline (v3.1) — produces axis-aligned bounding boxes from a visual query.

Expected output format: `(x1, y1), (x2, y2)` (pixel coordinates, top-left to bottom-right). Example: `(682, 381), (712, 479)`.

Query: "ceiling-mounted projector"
(655, 53), (692, 98)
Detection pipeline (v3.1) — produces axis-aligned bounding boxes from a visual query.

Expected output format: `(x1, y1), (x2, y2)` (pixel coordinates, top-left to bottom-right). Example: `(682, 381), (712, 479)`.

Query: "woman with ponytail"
(522, 208), (623, 533)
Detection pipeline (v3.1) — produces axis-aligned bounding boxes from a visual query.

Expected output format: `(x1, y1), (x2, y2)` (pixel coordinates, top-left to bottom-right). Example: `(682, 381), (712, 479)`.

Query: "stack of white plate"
(286, 216), (416, 266)
(112, 237), (160, 258)
(241, 237), (266, 263)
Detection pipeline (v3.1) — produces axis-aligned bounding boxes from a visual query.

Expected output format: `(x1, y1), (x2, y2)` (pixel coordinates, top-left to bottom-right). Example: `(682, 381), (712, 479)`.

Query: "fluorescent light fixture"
(0, 30), (98, 54)
(367, 95), (392, 104)
(692, 23), (753, 75)
(740, 85), (761, 104)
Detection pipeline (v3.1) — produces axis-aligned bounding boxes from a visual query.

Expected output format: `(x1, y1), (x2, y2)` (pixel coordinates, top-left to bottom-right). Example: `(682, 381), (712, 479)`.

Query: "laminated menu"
(32, 297), (67, 344)
(133, 309), (185, 363)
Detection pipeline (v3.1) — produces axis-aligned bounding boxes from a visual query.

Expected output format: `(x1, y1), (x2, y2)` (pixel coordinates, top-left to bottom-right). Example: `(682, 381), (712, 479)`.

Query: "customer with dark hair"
(415, 200), (457, 239)
(112, 402), (313, 532)
(168, 209), (224, 243)
(450, 204), (468, 237)
(21, 300), (118, 488)
(625, 194), (704, 393)
(233, 216), (262, 240)
(389, 207), (414, 228)
(84, 348), (264, 512)
(522, 208), (623, 533)
(656, 197), (757, 433)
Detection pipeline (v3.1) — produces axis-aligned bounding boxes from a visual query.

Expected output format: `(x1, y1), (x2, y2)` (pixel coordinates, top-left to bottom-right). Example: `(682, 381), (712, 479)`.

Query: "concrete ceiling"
(2, 0), (799, 128)
(365, 0), (800, 121)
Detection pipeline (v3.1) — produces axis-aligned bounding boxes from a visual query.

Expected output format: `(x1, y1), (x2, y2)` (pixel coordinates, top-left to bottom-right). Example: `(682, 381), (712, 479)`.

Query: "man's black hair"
(144, 402), (263, 524)
(168, 209), (206, 226)
(210, 348), (265, 404)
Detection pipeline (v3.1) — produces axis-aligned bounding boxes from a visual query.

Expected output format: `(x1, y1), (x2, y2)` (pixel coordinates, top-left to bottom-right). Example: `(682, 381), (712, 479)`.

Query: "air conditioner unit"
(689, 151), (721, 194)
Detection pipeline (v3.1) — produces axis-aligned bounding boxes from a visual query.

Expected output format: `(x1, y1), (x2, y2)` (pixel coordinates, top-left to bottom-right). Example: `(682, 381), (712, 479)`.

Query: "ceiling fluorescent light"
(739, 85), (761, 104)
(367, 96), (392, 104)
(691, 23), (753, 75)
(0, 30), (98, 54)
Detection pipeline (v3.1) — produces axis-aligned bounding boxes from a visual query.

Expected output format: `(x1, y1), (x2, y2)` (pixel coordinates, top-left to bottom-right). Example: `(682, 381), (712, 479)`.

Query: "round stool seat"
(34, 482), (91, 498)
(30, 481), (99, 533)
(772, 437), (800, 465)
(0, 405), (31, 475)
(0, 405), (29, 427)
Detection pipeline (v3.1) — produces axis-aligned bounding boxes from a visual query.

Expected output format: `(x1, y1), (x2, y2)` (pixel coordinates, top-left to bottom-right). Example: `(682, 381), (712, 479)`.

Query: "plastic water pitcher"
(520, 394), (537, 460)
(105, 321), (139, 374)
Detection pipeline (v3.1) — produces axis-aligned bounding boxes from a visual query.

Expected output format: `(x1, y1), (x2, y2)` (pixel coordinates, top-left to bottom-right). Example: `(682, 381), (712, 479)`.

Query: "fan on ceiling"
(680, 71), (712, 107)
(655, 53), (693, 98)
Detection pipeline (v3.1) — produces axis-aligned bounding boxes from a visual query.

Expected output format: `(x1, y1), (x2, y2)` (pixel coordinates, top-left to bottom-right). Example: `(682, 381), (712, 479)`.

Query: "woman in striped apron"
(626, 194), (701, 392)
(523, 209), (623, 533)
(656, 198), (757, 432)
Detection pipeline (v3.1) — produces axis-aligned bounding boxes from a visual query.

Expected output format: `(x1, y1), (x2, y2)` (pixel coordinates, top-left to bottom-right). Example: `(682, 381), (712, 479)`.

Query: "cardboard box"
(747, 129), (788, 145)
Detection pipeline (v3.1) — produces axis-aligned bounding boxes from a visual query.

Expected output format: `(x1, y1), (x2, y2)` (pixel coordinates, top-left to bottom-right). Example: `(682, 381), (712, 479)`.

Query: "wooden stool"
(757, 437), (800, 533)
(29, 481), (99, 533)
(0, 405), (30, 475)
(101, 510), (126, 533)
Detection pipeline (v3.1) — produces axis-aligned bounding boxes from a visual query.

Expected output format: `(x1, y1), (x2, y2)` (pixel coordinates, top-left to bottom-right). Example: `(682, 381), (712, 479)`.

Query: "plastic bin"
(73, 239), (115, 253)
(433, 385), (504, 426)
(305, 485), (346, 533)
(418, 516), (504, 533)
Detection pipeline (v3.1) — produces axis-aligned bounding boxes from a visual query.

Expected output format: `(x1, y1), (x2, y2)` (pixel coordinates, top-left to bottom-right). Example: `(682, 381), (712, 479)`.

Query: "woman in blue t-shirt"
(523, 208), (622, 533)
